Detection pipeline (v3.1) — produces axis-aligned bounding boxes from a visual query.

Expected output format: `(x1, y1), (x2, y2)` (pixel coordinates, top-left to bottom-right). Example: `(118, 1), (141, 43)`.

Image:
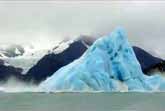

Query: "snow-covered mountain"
(0, 44), (50, 85)
(0, 34), (165, 87)
(0, 44), (50, 74)
(0, 37), (90, 83)
(26, 38), (88, 83)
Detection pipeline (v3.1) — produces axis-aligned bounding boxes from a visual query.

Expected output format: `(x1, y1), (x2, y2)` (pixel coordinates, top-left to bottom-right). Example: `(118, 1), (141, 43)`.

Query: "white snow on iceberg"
(39, 28), (165, 92)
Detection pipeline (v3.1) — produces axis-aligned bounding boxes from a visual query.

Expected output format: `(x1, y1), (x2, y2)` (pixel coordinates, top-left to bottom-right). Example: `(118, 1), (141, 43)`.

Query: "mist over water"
(0, 77), (39, 93)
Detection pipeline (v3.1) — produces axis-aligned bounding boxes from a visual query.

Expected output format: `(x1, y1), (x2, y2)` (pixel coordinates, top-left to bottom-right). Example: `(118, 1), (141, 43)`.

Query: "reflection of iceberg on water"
(39, 28), (165, 92)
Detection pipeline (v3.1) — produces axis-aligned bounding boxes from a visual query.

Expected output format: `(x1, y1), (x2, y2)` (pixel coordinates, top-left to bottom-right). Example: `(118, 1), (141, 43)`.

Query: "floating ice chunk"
(39, 28), (165, 92)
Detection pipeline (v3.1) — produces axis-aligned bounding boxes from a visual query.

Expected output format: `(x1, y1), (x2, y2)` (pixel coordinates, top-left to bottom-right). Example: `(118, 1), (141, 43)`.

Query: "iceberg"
(39, 28), (165, 92)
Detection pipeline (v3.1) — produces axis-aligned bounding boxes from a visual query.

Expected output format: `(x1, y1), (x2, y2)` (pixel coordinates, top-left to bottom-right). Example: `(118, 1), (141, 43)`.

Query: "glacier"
(39, 28), (165, 92)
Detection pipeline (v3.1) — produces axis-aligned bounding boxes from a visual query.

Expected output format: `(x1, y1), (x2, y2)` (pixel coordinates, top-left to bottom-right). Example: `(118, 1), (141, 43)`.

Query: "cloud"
(0, 1), (165, 57)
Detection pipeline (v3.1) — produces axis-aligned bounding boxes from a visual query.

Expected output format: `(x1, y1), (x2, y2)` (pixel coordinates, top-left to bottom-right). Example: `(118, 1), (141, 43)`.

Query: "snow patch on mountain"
(0, 44), (49, 74)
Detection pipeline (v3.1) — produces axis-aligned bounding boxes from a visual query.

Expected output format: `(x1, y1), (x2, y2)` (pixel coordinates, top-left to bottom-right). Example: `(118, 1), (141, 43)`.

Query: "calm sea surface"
(0, 92), (164, 111)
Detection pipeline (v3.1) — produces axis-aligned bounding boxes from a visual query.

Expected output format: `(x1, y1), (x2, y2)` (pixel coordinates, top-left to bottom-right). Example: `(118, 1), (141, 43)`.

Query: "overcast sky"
(0, 1), (165, 57)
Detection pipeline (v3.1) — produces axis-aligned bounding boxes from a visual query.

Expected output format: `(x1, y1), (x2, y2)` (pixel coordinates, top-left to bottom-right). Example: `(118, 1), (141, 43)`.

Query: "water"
(0, 92), (164, 111)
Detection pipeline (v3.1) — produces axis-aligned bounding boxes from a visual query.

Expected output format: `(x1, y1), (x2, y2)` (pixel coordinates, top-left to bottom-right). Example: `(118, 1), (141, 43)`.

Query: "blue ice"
(39, 28), (165, 92)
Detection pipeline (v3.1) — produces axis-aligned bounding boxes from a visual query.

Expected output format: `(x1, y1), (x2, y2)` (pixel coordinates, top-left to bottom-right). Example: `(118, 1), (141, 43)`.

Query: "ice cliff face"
(39, 28), (165, 92)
